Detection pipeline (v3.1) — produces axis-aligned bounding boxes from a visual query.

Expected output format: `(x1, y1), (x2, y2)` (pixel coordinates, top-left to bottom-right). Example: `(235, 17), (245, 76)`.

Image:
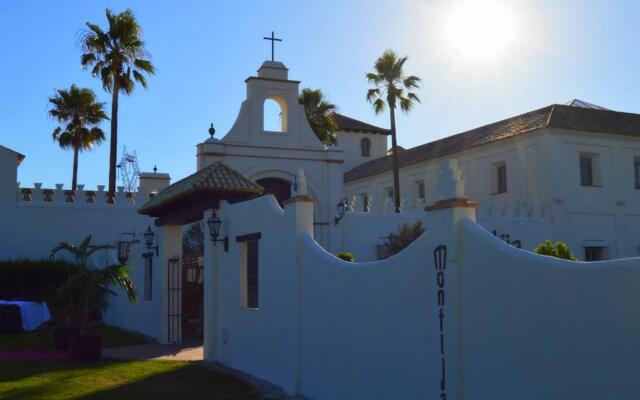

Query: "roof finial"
(208, 123), (216, 139)
(153, 165), (157, 174)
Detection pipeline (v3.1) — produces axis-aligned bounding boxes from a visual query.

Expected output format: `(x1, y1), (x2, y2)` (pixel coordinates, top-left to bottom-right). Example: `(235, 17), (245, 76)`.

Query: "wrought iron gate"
(167, 256), (181, 344)
(182, 253), (204, 340)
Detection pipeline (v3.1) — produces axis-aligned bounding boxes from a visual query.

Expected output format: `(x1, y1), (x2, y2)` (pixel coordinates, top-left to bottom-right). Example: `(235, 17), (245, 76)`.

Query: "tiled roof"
(333, 113), (390, 135)
(344, 104), (640, 182)
(139, 162), (263, 215)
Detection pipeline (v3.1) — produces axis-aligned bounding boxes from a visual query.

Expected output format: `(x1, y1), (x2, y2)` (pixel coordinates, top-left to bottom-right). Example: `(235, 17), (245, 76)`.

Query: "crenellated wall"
(0, 146), (170, 261)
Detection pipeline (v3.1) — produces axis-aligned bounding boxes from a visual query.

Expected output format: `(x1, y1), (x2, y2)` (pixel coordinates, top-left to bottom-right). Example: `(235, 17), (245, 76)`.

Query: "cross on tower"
(263, 31), (282, 61)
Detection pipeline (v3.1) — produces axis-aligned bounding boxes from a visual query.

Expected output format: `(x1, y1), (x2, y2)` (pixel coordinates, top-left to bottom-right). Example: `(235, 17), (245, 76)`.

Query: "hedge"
(0, 259), (78, 304)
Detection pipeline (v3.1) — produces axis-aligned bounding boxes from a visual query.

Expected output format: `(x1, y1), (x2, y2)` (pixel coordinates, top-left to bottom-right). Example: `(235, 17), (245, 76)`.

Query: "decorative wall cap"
(425, 197), (478, 211)
(282, 195), (314, 205)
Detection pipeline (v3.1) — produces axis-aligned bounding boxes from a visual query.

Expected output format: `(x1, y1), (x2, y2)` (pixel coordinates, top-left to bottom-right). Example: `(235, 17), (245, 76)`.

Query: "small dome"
(258, 61), (288, 80)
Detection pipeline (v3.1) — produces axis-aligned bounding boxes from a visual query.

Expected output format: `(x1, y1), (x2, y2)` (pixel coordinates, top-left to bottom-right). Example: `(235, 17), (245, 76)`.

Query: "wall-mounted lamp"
(334, 198), (348, 225)
(143, 226), (159, 256)
(207, 211), (229, 252)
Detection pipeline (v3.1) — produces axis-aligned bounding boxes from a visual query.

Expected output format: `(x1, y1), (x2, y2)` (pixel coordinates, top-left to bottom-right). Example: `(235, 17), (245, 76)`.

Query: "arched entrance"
(256, 177), (292, 207)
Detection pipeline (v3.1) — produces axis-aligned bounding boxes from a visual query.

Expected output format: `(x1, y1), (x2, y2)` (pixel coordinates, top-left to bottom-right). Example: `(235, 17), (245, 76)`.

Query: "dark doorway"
(256, 178), (292, 207)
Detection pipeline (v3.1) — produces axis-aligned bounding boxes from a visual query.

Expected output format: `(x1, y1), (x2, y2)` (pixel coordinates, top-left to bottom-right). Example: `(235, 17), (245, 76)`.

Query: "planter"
(53, 327), (80, 351)
(69, 334), (102, 361)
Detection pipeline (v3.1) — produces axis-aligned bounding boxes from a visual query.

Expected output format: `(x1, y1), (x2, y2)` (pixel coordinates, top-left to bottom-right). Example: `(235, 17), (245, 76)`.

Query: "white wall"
(0, 146), (170, 341)
(212, 193), (449, 398)
(458, 219), (640, 399)
(213, 195), (303, 391)
(298, 232), (441, 400)
(212, 172), (640, 399)
(336, 130), (388, 171)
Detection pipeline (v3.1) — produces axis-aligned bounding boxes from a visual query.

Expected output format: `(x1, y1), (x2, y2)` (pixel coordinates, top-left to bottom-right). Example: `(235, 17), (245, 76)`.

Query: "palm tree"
(366, 50), (421, 213)
(80, 8), (155, 199)
(300, 88), (339, 146)
(49, 85), (108, 191)
(50, 235), (136, 333)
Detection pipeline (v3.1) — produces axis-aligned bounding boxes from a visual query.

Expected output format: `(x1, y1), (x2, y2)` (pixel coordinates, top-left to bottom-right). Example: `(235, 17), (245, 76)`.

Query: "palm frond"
(50, 242), (81, 261)
(407, 92), (421, 103)
(373, 98), (386, 114)
(299, 87), (339, 146)
(366, 88), (380, 102)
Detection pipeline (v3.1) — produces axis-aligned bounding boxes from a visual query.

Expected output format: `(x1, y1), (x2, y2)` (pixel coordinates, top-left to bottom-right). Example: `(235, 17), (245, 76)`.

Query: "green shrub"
(336, 252), (355, 262)
(533, 240), (578, 261)
(385, 221), (425, 256)
(0, 259), (78, 301)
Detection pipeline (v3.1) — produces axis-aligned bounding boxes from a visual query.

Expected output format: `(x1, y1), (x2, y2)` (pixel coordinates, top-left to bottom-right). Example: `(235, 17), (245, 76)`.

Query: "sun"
(445, 0), (518, 60)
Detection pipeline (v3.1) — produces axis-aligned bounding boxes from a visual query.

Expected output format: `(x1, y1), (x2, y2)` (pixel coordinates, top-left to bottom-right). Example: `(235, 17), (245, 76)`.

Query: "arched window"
(263, 96), (288, 133)
(361, 137), (371, 157)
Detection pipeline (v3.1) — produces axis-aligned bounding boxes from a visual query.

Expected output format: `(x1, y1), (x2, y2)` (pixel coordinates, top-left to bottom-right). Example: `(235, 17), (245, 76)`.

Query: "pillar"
(425, 159), (477, 400)
(157, 224), (182, 344)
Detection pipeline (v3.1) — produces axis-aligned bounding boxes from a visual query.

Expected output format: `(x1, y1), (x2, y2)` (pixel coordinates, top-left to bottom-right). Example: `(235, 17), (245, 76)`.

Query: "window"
(361, 138), (371, 157)
(360, 193), (370, 212)
(634, 157), (640, 189)
(584, 246), (607, 261)
(143, 253), (153, 301)
(580, 154), (593, 186)
(579, 152), (601, 187)
(416, 180), (426, 201)
(491, 161), (507, 194)
(237, 233), (261, 309)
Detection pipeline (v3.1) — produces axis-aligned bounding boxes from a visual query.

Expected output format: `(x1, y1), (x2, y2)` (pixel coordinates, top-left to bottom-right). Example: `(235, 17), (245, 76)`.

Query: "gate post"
(203, 207), (219, 361)
(157, 224), (183, 344)
(425, 159), (477, 400)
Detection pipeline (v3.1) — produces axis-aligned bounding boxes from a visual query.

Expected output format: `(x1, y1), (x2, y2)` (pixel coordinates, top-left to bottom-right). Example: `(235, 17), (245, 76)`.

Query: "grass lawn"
(0, 359), (261, 400)
(0, 325), (149, 351)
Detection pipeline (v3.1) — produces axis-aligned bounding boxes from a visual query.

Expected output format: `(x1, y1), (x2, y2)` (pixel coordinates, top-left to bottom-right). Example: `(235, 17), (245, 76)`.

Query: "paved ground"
(103, 342), (204, 361)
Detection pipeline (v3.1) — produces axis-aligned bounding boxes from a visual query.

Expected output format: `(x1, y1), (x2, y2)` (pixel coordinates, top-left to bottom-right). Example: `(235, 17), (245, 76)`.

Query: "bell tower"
(196, 53), (345, 251)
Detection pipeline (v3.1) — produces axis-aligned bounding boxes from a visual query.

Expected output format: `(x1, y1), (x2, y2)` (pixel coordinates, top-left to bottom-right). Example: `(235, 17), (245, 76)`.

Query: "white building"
(3, 59), (640, 399)
(343, 101), (640, 260)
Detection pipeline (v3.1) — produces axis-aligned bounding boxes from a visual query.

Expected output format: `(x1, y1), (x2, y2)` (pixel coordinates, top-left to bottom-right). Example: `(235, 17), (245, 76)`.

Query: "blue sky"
(1, 0), (640, 188)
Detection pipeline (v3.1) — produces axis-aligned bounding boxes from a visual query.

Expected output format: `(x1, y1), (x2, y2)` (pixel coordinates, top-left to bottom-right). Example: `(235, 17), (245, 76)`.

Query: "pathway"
(103, 342), (203, 361)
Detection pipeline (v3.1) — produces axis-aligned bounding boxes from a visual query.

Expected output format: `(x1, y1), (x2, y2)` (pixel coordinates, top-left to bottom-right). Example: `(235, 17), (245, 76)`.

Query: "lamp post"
(334, 198), (348, 225)
(207, 210), (229, 252)
(143, 226), (159, 256)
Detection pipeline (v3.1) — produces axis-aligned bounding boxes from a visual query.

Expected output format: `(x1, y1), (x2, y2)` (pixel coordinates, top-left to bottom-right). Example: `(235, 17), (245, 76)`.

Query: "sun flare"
(445, 0), (518, 60)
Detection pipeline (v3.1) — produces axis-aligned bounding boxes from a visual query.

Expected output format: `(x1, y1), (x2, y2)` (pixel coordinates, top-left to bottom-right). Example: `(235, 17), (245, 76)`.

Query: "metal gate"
(167, 256), (181, 344)
(182, 253), (204, 341)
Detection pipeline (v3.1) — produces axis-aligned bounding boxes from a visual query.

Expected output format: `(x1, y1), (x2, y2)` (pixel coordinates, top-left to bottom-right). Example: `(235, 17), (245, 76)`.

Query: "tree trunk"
(108, 80), (119, 203)
(72, 143), (79, 191)
(80, 304), (90, 334)
(389, 105), (401, 213)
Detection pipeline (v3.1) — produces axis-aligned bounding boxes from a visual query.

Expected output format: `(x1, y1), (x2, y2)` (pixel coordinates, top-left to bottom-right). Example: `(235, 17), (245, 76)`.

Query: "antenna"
(116, 146), (141, 192)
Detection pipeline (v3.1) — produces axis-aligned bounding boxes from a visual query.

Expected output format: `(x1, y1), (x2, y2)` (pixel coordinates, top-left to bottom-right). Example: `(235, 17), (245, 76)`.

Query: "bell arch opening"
(263, 96), (288, 133)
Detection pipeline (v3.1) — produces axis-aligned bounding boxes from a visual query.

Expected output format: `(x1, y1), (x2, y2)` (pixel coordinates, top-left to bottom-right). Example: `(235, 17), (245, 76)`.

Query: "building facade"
(343, 104), (640, 260)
